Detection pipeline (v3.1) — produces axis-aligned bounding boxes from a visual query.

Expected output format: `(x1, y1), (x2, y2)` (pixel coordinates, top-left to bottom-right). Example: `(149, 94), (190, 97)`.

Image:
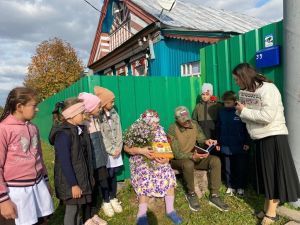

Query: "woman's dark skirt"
(255, 135), (300, 202)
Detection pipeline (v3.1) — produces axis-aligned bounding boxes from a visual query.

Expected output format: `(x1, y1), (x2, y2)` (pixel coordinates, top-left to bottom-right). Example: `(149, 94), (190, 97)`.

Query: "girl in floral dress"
(124, 110), (182, 225)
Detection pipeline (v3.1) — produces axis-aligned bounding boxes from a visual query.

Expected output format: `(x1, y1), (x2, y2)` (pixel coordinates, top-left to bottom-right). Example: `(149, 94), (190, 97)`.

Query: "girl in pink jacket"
(0, 87), (54, 225)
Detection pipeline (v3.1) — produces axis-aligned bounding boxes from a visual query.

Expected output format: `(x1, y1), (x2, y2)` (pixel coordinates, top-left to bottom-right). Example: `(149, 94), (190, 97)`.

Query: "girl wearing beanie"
(78, 92), (109, 225)
(94, 86), (124, 218)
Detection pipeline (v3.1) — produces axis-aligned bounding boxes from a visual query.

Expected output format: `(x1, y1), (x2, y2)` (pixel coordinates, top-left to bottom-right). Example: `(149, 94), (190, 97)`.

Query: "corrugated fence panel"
(260, 23), (278, 82)
(229, 35), (245, 93)
(117, 77), (136, 180)
(34, 77), (91, 143)
(204, 45), (218, 90)
(216, 40), (231, 97)
(34, 76), (203, 180)
(201, 21), (283, 98)
(244, 28), (262, 66)
(260, 22), (284, 94)
(134, 77), (151, 117)
(200, 47), (206, 83)
(149, 77), (169, 127)
(164, 78), (183, 127)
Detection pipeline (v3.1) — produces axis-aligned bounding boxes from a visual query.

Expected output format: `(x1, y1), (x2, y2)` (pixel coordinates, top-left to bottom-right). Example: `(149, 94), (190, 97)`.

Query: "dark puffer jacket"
(216, 107), (251, 155)
(49, 122), (94, 201)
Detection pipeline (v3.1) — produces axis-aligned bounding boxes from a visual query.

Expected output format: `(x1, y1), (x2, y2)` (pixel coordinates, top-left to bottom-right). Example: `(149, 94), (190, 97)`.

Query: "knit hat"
(94, 86), (115, 107)
(175, 106), (191, 123)
(78, 92), (100, 113)
(201, 83), (213, 95)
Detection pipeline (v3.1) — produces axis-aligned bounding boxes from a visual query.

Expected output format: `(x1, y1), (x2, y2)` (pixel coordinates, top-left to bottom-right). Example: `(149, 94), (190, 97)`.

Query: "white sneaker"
(225, 187), (236, 196)
(84, 218), (95, 225)
(92, 214), (108, 225)
(237, 189), (245, 196)
(110, 198), (123, 213)
(102, 202), (115, 217)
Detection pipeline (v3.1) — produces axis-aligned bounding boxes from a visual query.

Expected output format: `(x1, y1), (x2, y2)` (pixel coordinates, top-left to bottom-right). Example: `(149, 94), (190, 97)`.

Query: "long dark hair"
(232, 63), (272, 92)
(0, 87), (37, 122)
(52, 98), (83, 125)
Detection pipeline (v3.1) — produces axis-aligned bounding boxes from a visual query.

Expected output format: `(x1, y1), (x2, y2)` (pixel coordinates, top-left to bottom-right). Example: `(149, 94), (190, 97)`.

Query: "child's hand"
(235, 101), (245, 113)
(72, 185), (82, 199)
(0, 200), (17, 219)
(113, 149), (121, 158)
(243, 145), (250, 151)
(154, 157), (169, 164)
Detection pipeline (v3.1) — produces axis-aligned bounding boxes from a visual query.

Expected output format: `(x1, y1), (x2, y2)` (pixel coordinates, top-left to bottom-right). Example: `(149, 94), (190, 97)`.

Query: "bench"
(173, 169), (208, 198)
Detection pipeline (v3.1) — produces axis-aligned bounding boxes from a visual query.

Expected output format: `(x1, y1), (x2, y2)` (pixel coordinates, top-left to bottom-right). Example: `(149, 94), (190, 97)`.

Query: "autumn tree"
(24, 37), (84, 100)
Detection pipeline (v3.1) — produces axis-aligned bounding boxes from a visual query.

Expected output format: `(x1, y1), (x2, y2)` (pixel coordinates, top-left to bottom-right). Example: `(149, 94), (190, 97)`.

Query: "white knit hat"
(201, 83), (213, 95)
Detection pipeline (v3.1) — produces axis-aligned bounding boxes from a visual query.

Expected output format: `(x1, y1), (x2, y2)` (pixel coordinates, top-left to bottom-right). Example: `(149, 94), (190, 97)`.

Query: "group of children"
(0, 82), (251, 225)
(193, 83), (250, 197)
(0, 83), (249, 225)
(2, 62), (297, 225)
(0, 86), (123, 225)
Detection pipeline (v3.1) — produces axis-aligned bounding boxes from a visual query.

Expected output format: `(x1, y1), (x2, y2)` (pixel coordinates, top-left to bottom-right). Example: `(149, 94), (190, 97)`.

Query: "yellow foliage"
(24, 37), (84, 100)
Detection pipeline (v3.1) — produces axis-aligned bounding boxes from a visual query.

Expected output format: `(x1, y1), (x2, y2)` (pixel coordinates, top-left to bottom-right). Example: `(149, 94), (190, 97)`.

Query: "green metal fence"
(200, 21), (283, 96)
(34, 76), (202, 180)
(35, 21), (283, 181)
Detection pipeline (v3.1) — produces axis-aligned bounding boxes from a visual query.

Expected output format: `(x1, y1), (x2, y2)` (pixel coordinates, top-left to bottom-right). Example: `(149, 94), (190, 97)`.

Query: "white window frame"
(181, 61), (201, 77)
(131, 58), (148, 76)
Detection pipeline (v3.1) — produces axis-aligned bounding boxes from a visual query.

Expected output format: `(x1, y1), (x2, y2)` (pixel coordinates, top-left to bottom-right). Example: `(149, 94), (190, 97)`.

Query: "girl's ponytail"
(52, 101), (65, 125)
(52, 98), (83, 125)
(0, 92), (13, 122)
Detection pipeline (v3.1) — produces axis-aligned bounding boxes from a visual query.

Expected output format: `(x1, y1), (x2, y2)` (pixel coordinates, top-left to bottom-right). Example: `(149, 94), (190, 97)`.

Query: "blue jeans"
(223, 154), (249, 189)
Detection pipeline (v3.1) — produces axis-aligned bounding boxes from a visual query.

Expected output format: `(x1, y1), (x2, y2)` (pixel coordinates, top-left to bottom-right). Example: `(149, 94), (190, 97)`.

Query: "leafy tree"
(24, 37), (84, 100)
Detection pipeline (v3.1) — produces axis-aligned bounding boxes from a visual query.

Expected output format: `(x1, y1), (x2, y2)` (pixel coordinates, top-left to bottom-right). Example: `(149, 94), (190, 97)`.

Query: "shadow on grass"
(148, 210), (159, 225)
(49, 204), (65, 225)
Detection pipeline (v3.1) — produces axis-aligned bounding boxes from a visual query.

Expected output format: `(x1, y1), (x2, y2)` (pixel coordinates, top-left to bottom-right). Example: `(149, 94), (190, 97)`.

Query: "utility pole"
(283, 0), (300, 206)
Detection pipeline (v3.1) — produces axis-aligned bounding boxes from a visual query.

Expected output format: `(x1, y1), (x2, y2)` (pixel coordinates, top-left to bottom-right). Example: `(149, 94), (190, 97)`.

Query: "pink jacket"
(0, 115), (48, 203)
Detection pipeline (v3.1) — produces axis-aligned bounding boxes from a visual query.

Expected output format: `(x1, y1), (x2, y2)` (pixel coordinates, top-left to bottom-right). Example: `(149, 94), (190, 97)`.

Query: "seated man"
(168, 106), (229, 212)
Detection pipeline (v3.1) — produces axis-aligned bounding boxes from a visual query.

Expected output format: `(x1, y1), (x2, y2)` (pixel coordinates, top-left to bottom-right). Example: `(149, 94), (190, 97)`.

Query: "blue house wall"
(148, 38), (207, 76)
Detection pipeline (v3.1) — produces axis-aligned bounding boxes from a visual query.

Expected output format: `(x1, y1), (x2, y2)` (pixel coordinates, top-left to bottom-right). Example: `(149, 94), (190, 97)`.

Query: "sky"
(0, 0), (283, 106)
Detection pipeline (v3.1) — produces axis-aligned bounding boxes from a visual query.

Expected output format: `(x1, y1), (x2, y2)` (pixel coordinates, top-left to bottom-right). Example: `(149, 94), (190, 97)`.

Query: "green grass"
(283, 202), (300, 211)
(42, 142), (288, 225)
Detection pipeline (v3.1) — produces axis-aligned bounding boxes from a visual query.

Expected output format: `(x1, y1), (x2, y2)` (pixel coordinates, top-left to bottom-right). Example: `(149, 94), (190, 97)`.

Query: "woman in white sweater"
(233, 63), (300, 225)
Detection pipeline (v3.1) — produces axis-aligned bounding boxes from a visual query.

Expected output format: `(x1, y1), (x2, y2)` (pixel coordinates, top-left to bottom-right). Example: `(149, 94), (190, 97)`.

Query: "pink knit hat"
(78, 92), (101, 113)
